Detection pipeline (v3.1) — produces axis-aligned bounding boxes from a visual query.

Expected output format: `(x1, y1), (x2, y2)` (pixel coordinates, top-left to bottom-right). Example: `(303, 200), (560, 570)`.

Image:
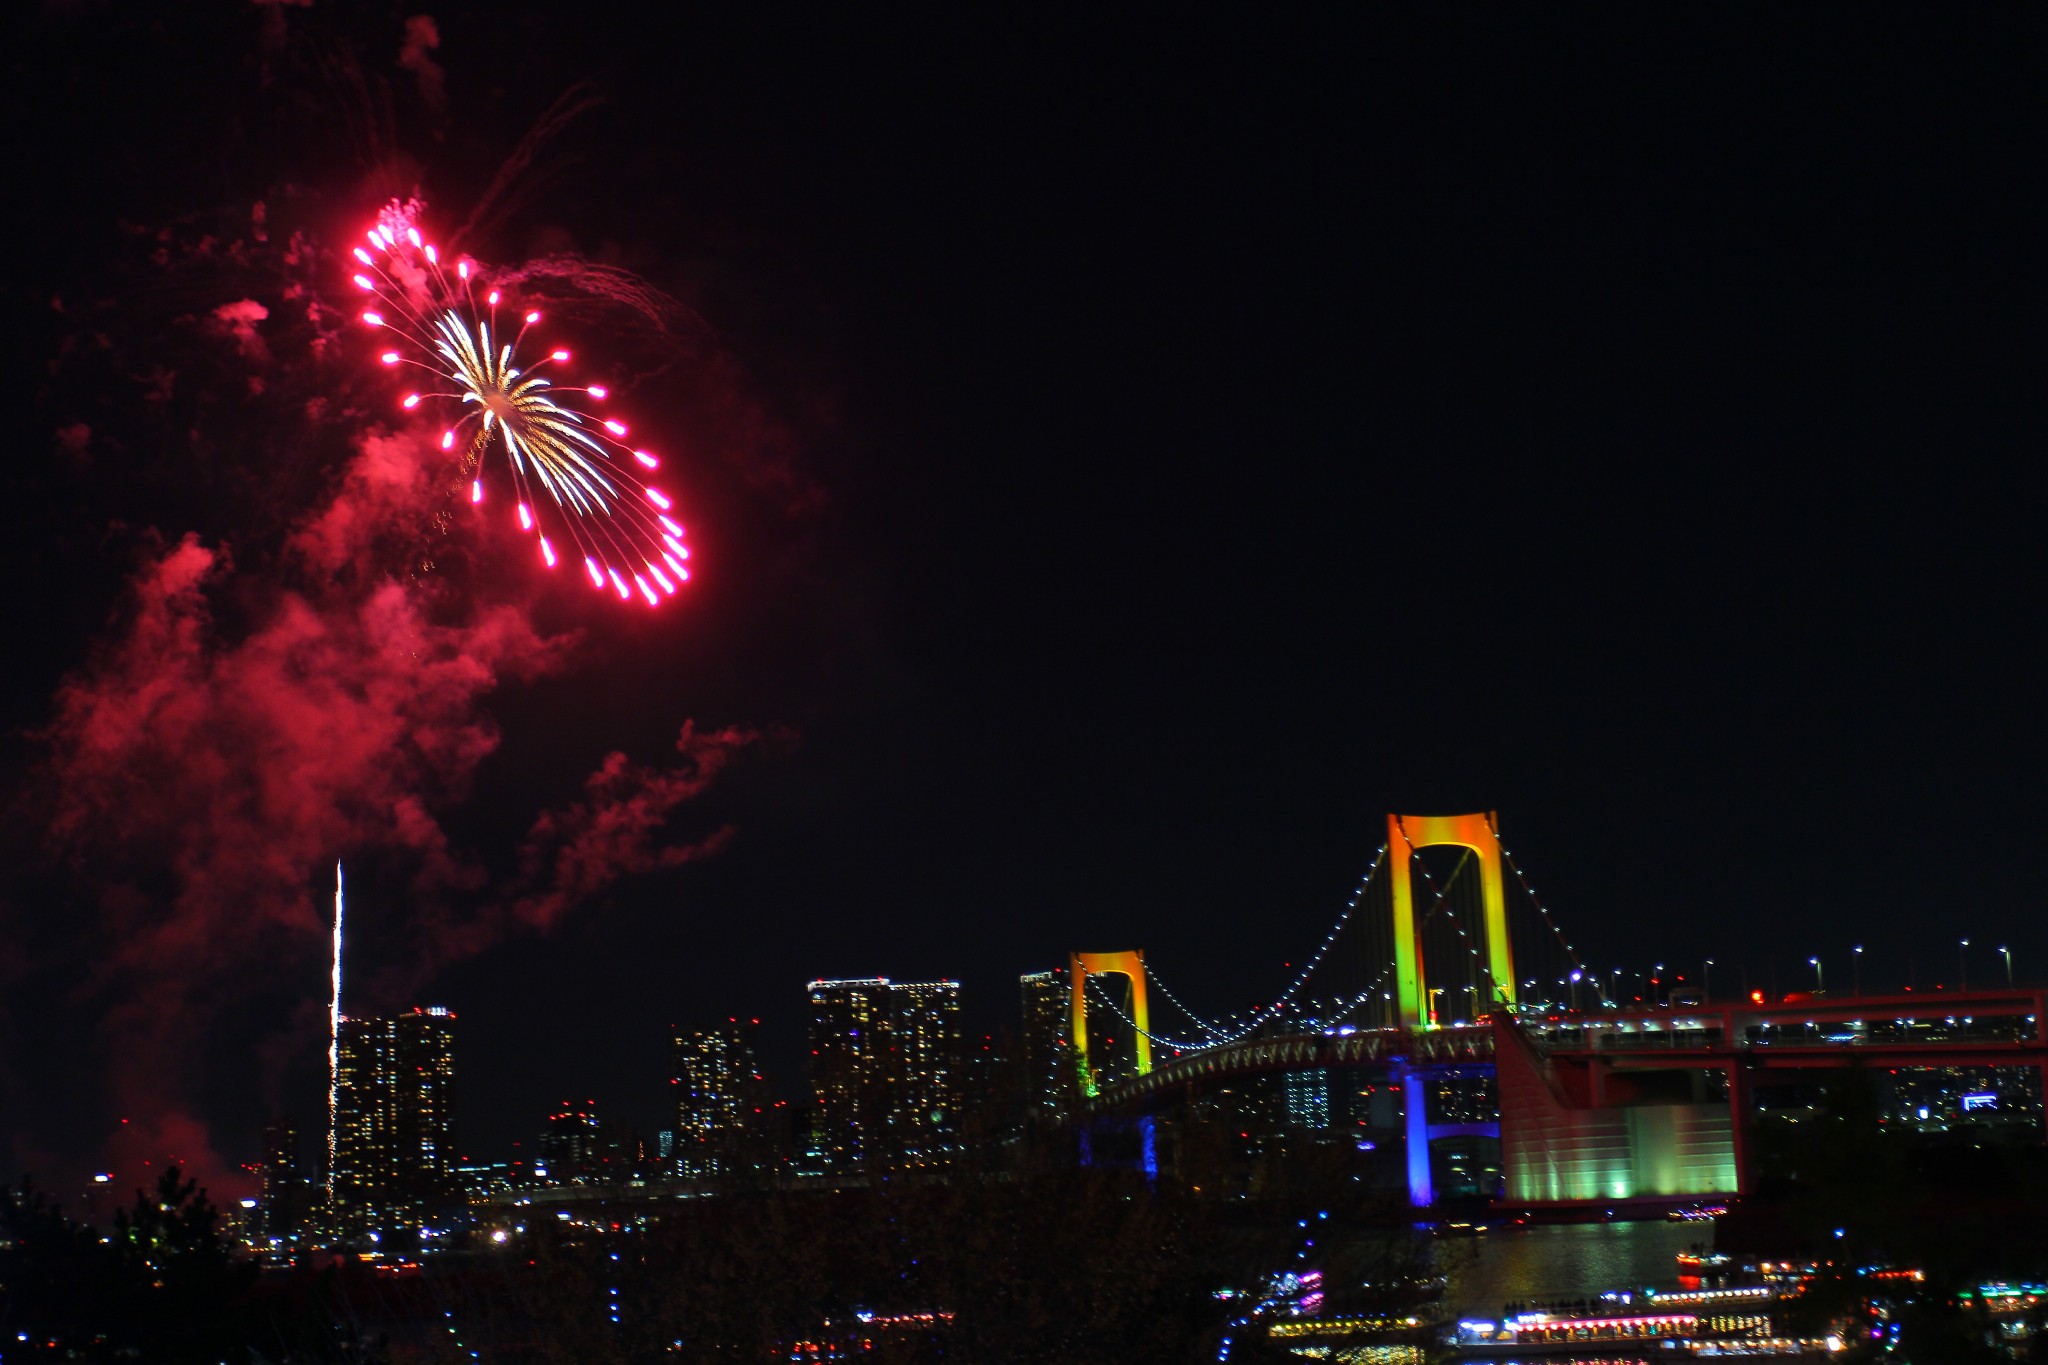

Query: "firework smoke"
(31, 419), (761, 1190)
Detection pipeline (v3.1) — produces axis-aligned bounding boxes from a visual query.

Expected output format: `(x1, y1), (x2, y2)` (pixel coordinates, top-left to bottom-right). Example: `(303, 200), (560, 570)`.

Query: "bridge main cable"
(1082, 843), (1392, 1054)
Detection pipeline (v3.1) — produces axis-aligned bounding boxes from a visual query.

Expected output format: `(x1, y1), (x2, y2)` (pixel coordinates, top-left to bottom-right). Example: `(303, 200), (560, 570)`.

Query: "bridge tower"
(1069, 950), (1153, 1099)
(1388, 812), (1517, 1030)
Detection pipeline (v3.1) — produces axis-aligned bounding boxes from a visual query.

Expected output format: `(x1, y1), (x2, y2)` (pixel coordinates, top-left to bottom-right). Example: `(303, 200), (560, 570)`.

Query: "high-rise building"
(257, 1119), (311, 1243)
(331, 1007), (458, 1227)
(1019, 970), (1072, 1117)
(673, 1020), (774, 1184)
(538, 1102), (606, 1183)
(806, 978), (962, 1175)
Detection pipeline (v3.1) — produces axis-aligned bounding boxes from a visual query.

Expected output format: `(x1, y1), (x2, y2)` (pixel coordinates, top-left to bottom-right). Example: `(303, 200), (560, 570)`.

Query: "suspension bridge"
(1065, 812), (2048, 1211)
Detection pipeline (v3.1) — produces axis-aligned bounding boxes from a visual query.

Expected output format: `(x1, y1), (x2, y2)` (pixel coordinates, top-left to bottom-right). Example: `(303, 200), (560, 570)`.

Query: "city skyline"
(6, 6), (2044, 1204)
(277, 933), (2040, 1186)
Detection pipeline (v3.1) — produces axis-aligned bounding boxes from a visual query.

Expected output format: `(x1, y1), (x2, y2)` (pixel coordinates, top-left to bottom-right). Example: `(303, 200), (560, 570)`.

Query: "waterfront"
(1445, 1218), (1709, 1323)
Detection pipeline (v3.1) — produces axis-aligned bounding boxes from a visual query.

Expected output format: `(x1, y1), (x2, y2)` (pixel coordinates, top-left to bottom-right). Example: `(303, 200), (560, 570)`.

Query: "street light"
(1704, 959), (1715, 1003)
(1960, 939), (1970, 992)
(1810, 956), (1823, 992)
(2000, 946), (2013, 986)
(1569, 970), (1583, 1012)
(1853, 945), (1863, 998)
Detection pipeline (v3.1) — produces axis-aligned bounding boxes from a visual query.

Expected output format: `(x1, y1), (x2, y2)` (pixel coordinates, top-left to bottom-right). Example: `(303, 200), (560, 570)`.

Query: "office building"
(806, 977), (962, 1175)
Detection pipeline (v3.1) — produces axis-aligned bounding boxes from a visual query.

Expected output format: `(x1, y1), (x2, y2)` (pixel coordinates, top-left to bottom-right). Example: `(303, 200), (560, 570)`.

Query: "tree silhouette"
(0, 1167), (257, 1363)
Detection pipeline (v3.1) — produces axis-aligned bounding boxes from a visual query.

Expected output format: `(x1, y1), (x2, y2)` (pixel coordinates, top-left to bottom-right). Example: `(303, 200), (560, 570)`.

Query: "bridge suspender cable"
(1498, 842), (1589, 976)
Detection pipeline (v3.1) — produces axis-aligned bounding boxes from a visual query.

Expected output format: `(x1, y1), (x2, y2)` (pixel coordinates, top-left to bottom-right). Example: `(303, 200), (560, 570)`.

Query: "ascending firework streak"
(326, 860), (344, 1204)
(349, 203), (693, 606)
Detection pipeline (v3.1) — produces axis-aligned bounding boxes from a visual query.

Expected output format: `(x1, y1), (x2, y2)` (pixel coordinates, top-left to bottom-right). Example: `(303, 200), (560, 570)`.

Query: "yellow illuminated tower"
(1387, 812), (1516, 1029)
(1069, 950), (1153, 1098)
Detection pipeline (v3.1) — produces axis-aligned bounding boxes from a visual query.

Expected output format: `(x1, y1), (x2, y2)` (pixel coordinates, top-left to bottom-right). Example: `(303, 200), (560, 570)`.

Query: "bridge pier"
(1727, 1058), (1755, 1196)
(1075, 1113), (1159, 1181)
(1397, 1060), (1432, 1209)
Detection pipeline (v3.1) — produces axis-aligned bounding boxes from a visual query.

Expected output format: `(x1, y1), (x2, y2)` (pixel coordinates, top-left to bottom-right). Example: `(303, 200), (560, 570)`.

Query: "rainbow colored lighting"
(1388, 811), (1517, 1029)
(1070, 950), (1153, 1098)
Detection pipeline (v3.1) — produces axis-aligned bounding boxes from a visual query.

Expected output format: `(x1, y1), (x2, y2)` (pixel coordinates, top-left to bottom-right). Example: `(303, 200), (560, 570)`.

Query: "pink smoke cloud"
(34, 419), (764, 1191)
(511, 721), (762, 932)
(397, 16), (447, 113)
(206, 299), (271, 365)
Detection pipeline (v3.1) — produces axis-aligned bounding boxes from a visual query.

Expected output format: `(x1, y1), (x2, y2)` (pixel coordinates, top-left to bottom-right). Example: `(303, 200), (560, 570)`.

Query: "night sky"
(5, 8), (2043, 1191)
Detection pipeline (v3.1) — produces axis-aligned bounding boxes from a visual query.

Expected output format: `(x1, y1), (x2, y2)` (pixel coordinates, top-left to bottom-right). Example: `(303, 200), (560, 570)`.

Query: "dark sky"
(6, 7), (2043, 1186)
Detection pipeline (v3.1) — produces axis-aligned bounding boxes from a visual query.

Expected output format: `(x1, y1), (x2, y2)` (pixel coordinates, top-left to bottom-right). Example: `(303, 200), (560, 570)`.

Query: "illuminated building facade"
(806, 978), (963, 1175)
(673, 1020), (775, 1184)
(331, 1007), (458, 1226)
(1019, 970), (1071, 1117)
(257, 1119), (311, 1241)
(535, 1101), (647, 1184)
(538, 1103), (603, 1183)
(1283, 1068), (1331, 1129)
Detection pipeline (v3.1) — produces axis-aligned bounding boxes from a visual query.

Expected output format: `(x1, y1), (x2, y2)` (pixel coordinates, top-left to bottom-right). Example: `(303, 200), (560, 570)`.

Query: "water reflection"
(1444, 1219), (1706, 1322)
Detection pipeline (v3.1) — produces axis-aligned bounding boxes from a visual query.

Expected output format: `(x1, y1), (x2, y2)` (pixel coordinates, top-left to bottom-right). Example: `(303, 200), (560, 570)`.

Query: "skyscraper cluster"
(274, 968), (1083, 1251)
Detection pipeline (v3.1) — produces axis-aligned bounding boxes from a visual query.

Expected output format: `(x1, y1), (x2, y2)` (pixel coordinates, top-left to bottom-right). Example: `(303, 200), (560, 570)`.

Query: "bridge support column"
(1397, 1061), (1433, 1209)
(1727, 1061), (1753, 1197)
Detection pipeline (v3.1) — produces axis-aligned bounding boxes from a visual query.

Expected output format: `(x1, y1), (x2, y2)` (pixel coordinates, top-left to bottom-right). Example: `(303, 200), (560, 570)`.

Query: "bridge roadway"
(1087, 987), (2048, 1114)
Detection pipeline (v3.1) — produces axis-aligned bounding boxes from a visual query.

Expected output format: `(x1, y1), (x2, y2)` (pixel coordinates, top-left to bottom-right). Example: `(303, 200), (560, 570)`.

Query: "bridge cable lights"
(1082, 973), (1231, 1051)
(1142, 962), (1242, 1042)
(1120, 842), (1394, 1045)
(1498, 842), (1589, 975)
(1255, 842), (1391, 1026)
(1085, 961), (1402, 1054)
(1127, 966), (1238, 1045)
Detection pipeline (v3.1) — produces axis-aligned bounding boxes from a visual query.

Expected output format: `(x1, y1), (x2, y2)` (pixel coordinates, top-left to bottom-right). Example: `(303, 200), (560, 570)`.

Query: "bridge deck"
(1088, 989), (2046, 1111)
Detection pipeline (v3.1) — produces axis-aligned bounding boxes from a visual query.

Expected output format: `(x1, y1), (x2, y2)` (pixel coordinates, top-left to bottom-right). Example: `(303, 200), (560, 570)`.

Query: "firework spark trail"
(327, 860), (343, 1204)
(351, 203), (694, 606)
